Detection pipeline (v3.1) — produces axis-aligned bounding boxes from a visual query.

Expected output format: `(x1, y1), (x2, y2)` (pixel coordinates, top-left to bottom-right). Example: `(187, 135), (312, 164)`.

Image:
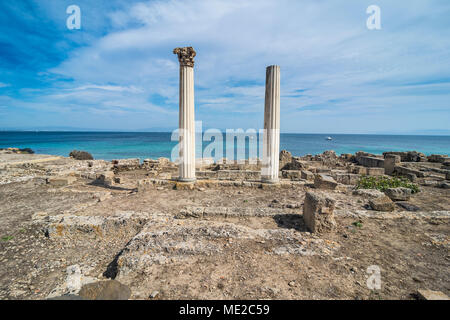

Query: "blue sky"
(0, 0), (449, 134)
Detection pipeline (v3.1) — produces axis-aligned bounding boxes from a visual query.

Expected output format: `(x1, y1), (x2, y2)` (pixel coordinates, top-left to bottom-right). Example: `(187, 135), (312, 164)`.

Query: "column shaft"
(178, 65), (196, 181)
(173, 46), (197, 182)
(262, 65), (280, 183)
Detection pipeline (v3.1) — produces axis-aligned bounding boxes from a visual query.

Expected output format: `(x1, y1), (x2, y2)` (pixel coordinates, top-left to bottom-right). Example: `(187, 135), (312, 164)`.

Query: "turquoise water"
(0, 132), (449, 161)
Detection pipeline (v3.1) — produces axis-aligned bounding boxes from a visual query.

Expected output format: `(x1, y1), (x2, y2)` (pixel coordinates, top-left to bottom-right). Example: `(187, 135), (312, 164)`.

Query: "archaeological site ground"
(0, 148), (449, 300)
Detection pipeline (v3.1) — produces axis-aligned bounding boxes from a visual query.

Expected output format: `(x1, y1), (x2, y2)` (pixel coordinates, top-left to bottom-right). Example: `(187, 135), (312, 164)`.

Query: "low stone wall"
(357, 156), (385, 168)
(394, 166), (425, 178)
(333, 173), (360, 185)
(136, 178), (306, 191)
(112, 159), (141, 172)
(197, 170), (261, 180)
(428, 154), (450, 163)
(383, 151), (426, 162)
(281, 170), (302, 180)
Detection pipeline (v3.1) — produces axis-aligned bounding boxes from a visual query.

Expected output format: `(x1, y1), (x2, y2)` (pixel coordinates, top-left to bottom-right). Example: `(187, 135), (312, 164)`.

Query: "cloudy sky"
(0, 0), (449, 133)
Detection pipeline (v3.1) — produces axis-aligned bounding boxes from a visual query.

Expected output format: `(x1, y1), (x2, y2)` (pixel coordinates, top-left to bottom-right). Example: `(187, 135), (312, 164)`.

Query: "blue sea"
(0, 131), (449, 161)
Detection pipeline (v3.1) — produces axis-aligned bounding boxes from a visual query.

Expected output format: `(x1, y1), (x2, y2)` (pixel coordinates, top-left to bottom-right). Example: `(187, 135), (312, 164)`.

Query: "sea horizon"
(1, 131), (449, 161)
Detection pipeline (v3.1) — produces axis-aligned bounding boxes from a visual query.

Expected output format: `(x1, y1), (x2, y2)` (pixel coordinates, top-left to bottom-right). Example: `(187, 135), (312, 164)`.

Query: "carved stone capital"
(173, 47), (196, 67)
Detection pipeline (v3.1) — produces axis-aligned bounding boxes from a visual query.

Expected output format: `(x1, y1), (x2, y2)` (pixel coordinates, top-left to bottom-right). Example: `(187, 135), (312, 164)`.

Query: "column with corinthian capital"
(173, 47), (196, 182)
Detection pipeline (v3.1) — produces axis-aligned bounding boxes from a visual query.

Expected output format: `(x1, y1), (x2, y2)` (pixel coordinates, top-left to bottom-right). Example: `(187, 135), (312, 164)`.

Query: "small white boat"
(326, 136), (332, 141)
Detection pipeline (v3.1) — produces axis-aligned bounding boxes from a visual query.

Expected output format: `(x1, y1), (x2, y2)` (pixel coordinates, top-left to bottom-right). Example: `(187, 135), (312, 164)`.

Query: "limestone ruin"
(0, 48), (449, 301)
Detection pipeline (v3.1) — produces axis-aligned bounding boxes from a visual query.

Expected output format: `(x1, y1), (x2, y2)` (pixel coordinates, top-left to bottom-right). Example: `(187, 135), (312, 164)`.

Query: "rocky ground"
(0, 149), (449, 300)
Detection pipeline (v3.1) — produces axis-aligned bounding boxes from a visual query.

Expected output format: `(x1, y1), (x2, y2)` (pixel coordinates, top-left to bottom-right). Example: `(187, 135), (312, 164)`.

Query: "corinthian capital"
(173, 47), (196, 67)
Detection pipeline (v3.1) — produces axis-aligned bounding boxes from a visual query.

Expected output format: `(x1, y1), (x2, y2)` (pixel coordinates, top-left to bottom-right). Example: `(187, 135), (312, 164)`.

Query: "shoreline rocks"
(70, 150), (94, 160)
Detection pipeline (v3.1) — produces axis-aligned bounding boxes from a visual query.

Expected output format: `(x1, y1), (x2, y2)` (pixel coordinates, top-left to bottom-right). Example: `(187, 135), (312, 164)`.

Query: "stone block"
(281, 170), (302, 180)
(334, 173), (359, 185)
(367, 167), (385, 176)
(369, 195), (395, 212)
(394, 166), (424, 178)
(69, 150), (93, 160)
(384, 154), (401, 175)
(383, 151), (426, 162)
(112, 158), (140, 171)
(352, 189), (384, 198)
(428, 154), (450, 163)
(78, 280), (131, 300)
(352, 166), (367, 175)
(340, 153), (353, 160)
(174, 182), (195, 190)
(405, 173), (417, 182)
(314, 174), (337, 190)
(96, 171), (115, 186)
(384, 187), (412, 201)
(282, 158), (305, 170)
(417, 289), (449, 300)
(279, 150), (292, 169)
(303, 191), (336, 233)
(301, 170), (314, 181)
(396, 202), (420, 212)
(357, 156), (385, 168)
(316, 168), (332, 174)
(47, 176), (77, 187)
(440, 182), (450, 189)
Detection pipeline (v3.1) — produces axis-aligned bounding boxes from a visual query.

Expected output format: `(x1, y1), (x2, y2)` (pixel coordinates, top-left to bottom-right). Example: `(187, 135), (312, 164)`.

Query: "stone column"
(261, 65), (281, 183)
(173, 47), (196, 182)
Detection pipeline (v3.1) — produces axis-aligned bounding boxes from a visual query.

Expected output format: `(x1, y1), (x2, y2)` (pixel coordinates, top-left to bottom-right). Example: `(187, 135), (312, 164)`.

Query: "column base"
(177, 177), (197, 183)
(261, 177), (280, 184)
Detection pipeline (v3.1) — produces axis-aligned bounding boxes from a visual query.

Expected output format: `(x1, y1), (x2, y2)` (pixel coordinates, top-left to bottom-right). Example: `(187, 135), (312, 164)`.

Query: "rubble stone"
(384, 154), (401, 175)
(301, 170), (314, 181)
(396, 202), (420, 212)
(47, 176), (77, 187)
(383, 151), (426, 162)
(279, 150), (292, 170)
(334, 173), (359, 185)
(281, 170), (302, 180)
(384, 187), (412, 201)
(69, 150), (94, 160)
(303, 191), (336, 233)
(367, 167), (385, 176)
(357, 156), (385, 168)
(96, 171), (115, 187)
(314, 174), (337, 190)
(428, 154), (449, 163)
(369, 195), (395, 212)
(417, 289), (449, 300)
(78, 280), (131, 300)
(352, 189), (385, 198)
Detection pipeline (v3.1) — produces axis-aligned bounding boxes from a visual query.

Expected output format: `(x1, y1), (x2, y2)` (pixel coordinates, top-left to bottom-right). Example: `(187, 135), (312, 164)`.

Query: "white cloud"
(8, 0), (450, 132)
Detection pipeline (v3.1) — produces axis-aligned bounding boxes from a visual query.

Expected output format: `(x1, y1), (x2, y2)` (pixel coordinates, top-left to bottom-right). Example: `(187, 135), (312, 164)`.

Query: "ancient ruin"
(0, 50), (449, 301)
(174, 47), (197, 182)
(262, 65), (281, 183)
